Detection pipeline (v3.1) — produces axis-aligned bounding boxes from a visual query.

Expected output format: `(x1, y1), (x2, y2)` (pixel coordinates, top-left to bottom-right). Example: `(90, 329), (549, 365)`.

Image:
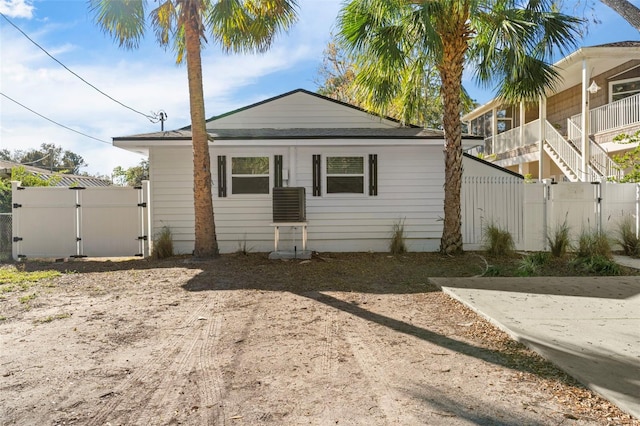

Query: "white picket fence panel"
(462, 176), (525, 250)
(12, 181), (150, 260)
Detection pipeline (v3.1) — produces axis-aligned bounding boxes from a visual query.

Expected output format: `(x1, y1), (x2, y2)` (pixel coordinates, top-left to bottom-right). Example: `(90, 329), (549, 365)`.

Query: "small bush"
(152, 226), (174, 259)
(389, 219), (407, 255)
(517, 252), (550, 276)
(547, 219), (571, 258)
(572, 255), (621, 275)
(482, 223), (514, 256)
(236, 236), (253, 256)
(576, 229), (612, 259)
(615, 216), (640, 257)
(483, 265), (503, 277)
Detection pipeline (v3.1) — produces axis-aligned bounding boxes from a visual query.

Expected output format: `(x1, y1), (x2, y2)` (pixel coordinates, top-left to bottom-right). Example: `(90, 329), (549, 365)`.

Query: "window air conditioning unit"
(273, 187), (306, 222)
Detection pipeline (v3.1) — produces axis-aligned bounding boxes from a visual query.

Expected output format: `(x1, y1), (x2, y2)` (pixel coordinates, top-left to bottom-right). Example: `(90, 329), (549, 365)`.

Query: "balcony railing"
(570, 92), (640, 138)
(486, 119), (540, 154)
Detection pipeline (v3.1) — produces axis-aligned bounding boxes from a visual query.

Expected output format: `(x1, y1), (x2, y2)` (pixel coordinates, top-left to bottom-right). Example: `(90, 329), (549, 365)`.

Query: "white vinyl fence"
(462, 178), (640, 251)
(11, 181), (150, 260)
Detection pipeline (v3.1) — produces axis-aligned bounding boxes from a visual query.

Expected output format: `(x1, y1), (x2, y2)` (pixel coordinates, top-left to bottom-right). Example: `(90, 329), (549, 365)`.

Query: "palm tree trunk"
(438, 31), (468, 255)
(184, 3), (218, 258)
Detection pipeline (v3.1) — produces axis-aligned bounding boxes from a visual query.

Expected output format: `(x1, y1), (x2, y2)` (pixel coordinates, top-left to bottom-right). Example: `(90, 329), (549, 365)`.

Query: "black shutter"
(274, 155), (283, 188)
(312, 154), (321, 196)
(217, 155), (227, 197)
(369, 154), (378, 196)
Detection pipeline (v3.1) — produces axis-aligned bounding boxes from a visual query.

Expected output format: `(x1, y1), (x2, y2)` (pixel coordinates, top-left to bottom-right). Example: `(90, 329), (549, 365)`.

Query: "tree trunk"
(184, 3), (218, 258)
(437, 21), (469, 255)
(600, 0), (640, 31)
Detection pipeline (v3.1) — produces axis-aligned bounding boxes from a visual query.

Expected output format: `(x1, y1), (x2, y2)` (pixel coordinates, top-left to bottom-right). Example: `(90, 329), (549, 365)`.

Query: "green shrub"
(517, 252), (550, 276)
(572, 255), (621, 275)
(482, 223), (514, 256)
(547, 219), (571, 258)
(389, 219), (407, 255)
(615, 216), (639, 257)
(152, 226), (174, 259)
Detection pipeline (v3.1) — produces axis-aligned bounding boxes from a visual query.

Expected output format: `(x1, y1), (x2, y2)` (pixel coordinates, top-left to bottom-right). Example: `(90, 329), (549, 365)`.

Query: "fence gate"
(547, 182), (600, 233)
(12, 181), (149, 260)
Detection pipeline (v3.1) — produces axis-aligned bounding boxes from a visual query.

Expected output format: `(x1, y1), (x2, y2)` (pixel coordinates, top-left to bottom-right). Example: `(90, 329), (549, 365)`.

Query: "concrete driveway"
(430, 276), (640, 419)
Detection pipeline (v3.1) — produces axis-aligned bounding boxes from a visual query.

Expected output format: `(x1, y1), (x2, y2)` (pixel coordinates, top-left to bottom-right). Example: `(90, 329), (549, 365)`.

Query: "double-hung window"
(231, 156), (270, 194)
(326, 156), (365, 194)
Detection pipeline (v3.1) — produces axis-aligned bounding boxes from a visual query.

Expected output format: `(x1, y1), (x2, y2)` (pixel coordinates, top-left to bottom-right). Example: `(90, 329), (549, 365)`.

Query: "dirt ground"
(1, 253), (638, 426)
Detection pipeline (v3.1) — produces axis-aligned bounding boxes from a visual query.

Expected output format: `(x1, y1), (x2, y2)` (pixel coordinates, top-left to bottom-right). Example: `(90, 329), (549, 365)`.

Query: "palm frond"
(208, 0), (298, 53)
(89, 0), (146, 49)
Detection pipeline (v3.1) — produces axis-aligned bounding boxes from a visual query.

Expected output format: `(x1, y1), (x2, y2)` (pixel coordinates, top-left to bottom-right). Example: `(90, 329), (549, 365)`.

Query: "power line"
(0, 92), (112, 145)
(0, 12), (161, 123)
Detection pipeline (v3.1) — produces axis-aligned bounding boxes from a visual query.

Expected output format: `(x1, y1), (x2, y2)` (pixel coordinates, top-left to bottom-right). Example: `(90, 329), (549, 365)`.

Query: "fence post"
(542, 179), (551, 251)
(637, 183), (640, 239)
(595, 181), (602, 234)
(11, 181), (21, 261)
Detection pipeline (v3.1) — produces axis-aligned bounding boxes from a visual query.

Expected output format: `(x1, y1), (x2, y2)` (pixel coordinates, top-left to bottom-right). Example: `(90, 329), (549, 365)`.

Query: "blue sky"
(1, 0), (639, 177)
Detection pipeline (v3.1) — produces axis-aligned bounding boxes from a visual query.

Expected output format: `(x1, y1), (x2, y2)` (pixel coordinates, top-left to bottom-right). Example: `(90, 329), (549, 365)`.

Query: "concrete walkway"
(430, 275), (640, 419)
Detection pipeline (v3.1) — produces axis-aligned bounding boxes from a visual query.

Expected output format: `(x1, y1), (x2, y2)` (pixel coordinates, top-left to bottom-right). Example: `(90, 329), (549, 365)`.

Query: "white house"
(114, 89), (518, 255)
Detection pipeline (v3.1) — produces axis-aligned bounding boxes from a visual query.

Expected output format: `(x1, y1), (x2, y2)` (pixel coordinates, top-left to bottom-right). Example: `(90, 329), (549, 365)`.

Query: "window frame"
(228, 155), (272, 197)
(323, 154), (367, 196)
(609, 76), (640, 103)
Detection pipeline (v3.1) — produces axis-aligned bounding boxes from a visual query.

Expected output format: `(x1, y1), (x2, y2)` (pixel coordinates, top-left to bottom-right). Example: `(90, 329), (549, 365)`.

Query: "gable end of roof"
(187, 88), (418, 129)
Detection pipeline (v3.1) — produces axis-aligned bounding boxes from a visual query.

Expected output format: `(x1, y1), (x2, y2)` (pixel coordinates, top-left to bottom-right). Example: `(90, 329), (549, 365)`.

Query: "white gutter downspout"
(581, 59), (591, 182)
(538, 96), (547, 180)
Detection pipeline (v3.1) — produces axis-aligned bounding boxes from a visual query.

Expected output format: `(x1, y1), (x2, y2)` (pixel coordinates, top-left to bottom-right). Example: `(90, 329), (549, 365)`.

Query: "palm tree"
(338, 0), (581, 254)
(91, 0), (298, 258)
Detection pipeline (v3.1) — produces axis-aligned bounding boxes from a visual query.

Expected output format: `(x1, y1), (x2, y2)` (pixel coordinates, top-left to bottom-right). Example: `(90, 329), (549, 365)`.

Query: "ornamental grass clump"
(152, 226), (174, 259)
(615, 215), (640, 257)
(572, 228), (620, 275)
(482, 222), (514, 256)
(389, 219), (407, 255)
(547, 218), (571, 258)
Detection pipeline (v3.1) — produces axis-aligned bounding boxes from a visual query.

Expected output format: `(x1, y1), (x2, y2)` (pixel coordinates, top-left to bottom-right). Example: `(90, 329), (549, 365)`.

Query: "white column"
(581, 59), (591, 182)
(538, 96), (547, 180)
(519, 101), (525, 146)
(491, 106), (498, 142)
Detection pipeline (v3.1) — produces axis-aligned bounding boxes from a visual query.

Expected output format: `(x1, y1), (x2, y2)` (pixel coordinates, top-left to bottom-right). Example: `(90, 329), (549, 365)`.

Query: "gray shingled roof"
(588, 41), (640, 48)
(115, 127), (462, 141)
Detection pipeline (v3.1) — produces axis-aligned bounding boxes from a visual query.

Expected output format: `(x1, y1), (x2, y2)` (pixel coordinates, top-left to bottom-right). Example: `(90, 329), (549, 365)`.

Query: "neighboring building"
(0, 160), (111, 187)
(462, 41), (640, 182)
(114, 89), (515, 254)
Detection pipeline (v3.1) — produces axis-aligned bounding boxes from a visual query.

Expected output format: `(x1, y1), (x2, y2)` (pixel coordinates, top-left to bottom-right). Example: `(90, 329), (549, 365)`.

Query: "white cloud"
(0, 0), (34, 18)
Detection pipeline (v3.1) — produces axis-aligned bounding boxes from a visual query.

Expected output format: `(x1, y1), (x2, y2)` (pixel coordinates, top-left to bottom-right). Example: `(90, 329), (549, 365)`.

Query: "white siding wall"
(207, 92), (398, 129)
(149, 147), (195, 254)
(297, 146), (445, 252)
(150, 144), (448, 254)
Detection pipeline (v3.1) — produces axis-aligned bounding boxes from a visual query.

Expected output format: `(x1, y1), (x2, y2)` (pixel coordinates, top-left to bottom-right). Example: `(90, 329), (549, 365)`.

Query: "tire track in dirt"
(85, 299), (219, 425)
(195, 311), (226, 425)
(320, 307), (338, 378)
(344, 313), (419, 425)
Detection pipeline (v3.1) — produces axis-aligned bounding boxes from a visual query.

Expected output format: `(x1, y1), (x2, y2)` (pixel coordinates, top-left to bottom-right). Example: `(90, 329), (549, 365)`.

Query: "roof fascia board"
(116, 137), (481, 148)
